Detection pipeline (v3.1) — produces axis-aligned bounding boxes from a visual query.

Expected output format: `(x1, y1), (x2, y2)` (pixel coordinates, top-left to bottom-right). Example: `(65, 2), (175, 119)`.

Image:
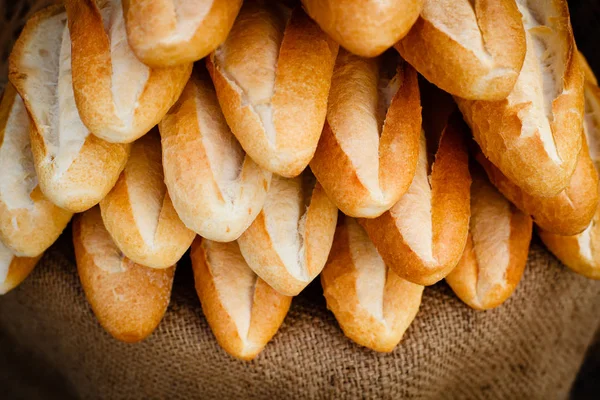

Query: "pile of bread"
(1, 0), (599, 360)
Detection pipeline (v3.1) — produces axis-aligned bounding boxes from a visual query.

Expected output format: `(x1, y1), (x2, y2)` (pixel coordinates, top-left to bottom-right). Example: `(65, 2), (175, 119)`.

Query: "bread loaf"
(321, 217), (423, 352)
(123, 0), (241, 67)
(310, 50), (421, 218)
(207, 0), (339, 177)
(0, 239), (42, 295)
(0, 83), (72, 257)
(99, 130), (195, 269)
(538, 68), (600, 279)
(191, 237), (292, 360)
(65, 0), (192, 143)
(446, 164), (532, 310)
(456, 0), (584, 197)
(159, 65), (271, 242)
(396, 0), (526, 100)
(476, 138), (598, 236)
(9, 6), (130, 213)
(73, 207), (175, 342)
(301, 0), (423, 58)
(359, 113), (471, 286)
(237, 173), (338, 296)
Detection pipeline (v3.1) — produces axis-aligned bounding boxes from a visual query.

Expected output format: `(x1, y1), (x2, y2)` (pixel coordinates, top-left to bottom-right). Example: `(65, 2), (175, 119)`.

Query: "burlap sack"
(1, 0), (600, 398)
(0, 229), (599, 399)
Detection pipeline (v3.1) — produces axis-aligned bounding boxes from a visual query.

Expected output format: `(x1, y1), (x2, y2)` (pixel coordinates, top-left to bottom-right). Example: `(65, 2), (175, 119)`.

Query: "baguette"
(476, 135), (598, 236)
(191, 237), (292, 360)
(446, 163), (532, 310)
(65, 0), (191, 144)
(123, 0), (242, 67)
(396, 0), (526, 100)
(538, 73), (600, 279)
(456, 0), (584, 197)
(207, 1), (339, 177)
(8, 6), (130, 213)
(99, 130), (195, 269)
(159, 65), (271, 242)
(73, 206), (175, 343)
(0, 240), (42, 295)
(0, 83), (72, 257)
(578, 51), (598, 86)
(321, 217), (423, 352)
(301, 0), (423, 58)
(359, 113), (471, 286)
(310, 50), (421, 218)
(237, 173), (338, 296)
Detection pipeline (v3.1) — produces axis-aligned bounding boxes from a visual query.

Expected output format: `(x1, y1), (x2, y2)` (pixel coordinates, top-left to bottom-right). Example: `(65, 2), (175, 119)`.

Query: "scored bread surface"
(65, 0), (192, 143)
(456, 0), (584, 198)
(159, 65), (272, 242)
(321, 218), (424, 352)
(191, 237), (292, 360)
(8, 5), (130, 213)
(73, 207), (175, 343)
(310, 50), (421, 218)
(0, 83), (72, 257)
(123, 0), (242, 66)
(100, 130), (195, 269)
(237, 173), (338, 296)
(446, 164), (532, 310)
(397, 0), (526, 100)
(207, 1), (339, 177)
(0, 239), (42, 295)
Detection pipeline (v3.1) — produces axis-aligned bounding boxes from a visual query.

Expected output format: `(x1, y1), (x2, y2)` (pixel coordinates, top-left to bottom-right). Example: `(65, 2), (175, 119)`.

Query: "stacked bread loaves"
(1, 0), (597, 359)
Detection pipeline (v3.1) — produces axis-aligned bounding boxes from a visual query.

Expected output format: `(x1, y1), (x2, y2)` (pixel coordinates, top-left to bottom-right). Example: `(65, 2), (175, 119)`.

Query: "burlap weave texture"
(0, 232), (599, 399)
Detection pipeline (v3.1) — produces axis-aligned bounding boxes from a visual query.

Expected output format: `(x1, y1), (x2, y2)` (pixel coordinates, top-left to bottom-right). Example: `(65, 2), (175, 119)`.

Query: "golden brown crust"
(191, 237), (291, 360)
(321, 217), (423, 352)
(476, 138), (598, 236)
(8, 5), (130, 213)
(73, 207), (174, 343)
(123, 0), (242, 67)
(446, 164), (532, 310)
(0, 240), (42, 295)
(207, 2), (339, 177)
(578, 51), (598, 86)
(238, 174), (338, 296)
(0, 83), (72, 257)
(396, 0), (526, 100)
(310, 51), (421, 218)
(456, 0), (584, 197)
(159, 65), (272, 242)
(301, 0), (423, 57)
(65, 0), (192, 143)
(359, 113), (471, 286)
(99, 130), (195, 269)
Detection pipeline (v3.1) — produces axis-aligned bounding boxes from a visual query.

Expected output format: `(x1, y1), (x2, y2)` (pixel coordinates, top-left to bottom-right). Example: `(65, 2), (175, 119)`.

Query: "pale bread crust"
(396, 0), (526, 100)
(8, 5), (130, 213)
(301, 0), (423, 57)
(100, 130), (195, 269)
(159, 65), (272, 242)
(538, 71), (600, 279)
(310, 51), (421, 218)
(321, 218), (423, 352)
(123, 0), (242, 67)
(207, 2), (339, 177)
(237, 174), (338, 296)
(359, 113), (471, 286)
(0, 241), (42, 295)
(0, 83), (72, 257)
(73, 207), (175, 343)
(446, 164), (532, 310)
(456, 0), (584, 197)
(476, 138), (598, 236)
(65, 0), (192, 143)
(191, 237), (291, 361)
